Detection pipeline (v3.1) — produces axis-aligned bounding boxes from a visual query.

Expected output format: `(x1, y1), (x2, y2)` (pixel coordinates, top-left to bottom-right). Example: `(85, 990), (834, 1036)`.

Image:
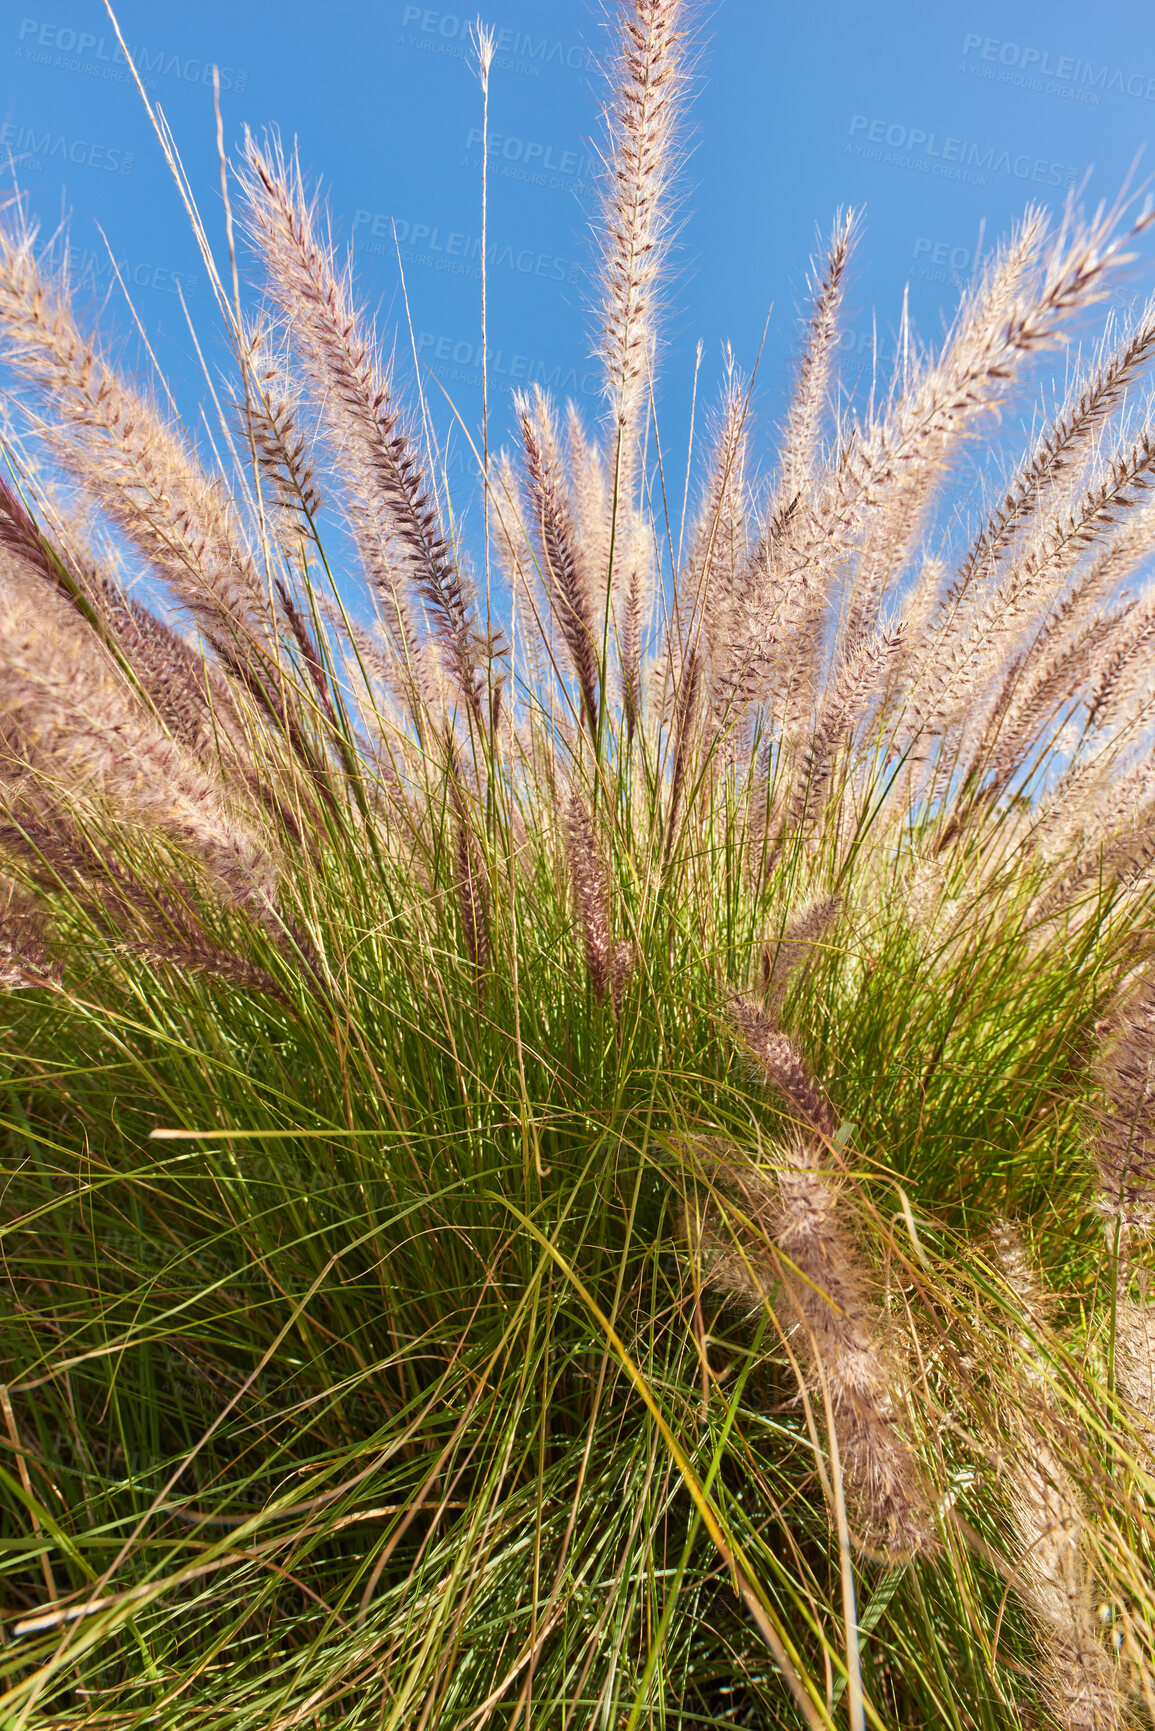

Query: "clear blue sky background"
(5, 0), (1155, 560)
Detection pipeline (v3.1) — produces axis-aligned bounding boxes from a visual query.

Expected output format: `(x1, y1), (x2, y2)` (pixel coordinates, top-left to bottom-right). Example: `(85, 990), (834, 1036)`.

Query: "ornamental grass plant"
(6, 2), (1155, 1725)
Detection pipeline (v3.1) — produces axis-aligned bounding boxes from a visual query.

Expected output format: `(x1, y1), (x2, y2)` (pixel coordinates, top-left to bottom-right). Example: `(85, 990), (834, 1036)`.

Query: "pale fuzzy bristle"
(27, 509), (257, 772)
(609, 938), (637, 1011)
(970, 601), (1134, 810)
(1, 801), (246, 971)
(1030, 727), (1155, 877)
(566, 407), (612, 609)
(766, 1142), (935, 1556)
(97, 574), (251, 767)
(0, 474), (258, 770)
(655, 378), (748, 824)
(759, 210), (1050, 702)
(1084, 581), (1155, 741)
(741, 204), (1142, 759)
(664, 643), (702, 858)
(836, 478), (925, 677)
(682, 1192), (775, 1310)
(1015, 1455), (1126, 1731)
(896, 423), (1155, 771)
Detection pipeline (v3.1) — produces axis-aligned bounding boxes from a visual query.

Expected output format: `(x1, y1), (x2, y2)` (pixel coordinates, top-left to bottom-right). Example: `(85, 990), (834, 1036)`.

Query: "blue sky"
(5, 0), (1155, 547)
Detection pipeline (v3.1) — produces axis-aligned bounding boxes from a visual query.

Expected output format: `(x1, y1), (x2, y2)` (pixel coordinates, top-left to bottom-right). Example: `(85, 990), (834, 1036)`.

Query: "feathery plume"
(693, 1130), (935, 1558)
(562, 788), (612, 1003)
(992, 1223), (1126, 1731)
(448, 762), (489, 975)
(664, 640), (701, 860)
(724, 995), (933, 1555)
(492, 451), (549, 690)
(1035, 808), (1155, 925)
(765, 1139), (935, 1557)
(0, 576), (273, 907)
(1084, 584), (1155, 739)
(124, 938), (289, 1008)
(597, 0), (687, 489)
(767, 204), (1146, 739)
(773, 209), (857, 510)
(679, 375), (750, 738)
(1112, 1266), (1155, 1460)
(0, 221), (277, 661)
(567, 407), (612, 613)
(0, 800), (288, 1003)
(788, 624), (906, 836)
(954, 303), (1155, 606)
(1093, 966), (1155, 1231)
(683, 1188), (774, 1309)
(0, 476), (256, 773)
(516, 388), (600, 733)
(616, 504), (653, 739)
(973, 602), (1136, 807)
(1011, 1435), (1123, 1729)
(728, 993), (836, 1140)
(241, 136), (487, 728)
(241, 332), (323, 547)
(751, 210), (1050, 689)
(92, 571), (251, 764)
(761, 894), (841, 1017)
(609, 937), (637, 1011)
(898, 427), (1155, 756)
(0, 882), (58, 991)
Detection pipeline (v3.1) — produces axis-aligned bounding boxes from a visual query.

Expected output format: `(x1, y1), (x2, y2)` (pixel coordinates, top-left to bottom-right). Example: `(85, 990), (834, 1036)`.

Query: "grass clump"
(4, 1), (1155, 1724)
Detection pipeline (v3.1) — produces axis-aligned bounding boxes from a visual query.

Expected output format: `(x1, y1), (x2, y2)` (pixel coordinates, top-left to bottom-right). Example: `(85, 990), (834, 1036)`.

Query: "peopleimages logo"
(911, 236), (975, 285)
(353, 212), (582, 285)
(461, 129), (593, 198)
(69, 246), (197, 298)
(961, 33), (1155, 101)
(0, 119), (133, 174)
(913, 237), (973, 269)
(416, 330), (599, 397)
(463, 129), (593, 180)
(15, 18), (249, 91)
(846, 116), (1078, 189)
